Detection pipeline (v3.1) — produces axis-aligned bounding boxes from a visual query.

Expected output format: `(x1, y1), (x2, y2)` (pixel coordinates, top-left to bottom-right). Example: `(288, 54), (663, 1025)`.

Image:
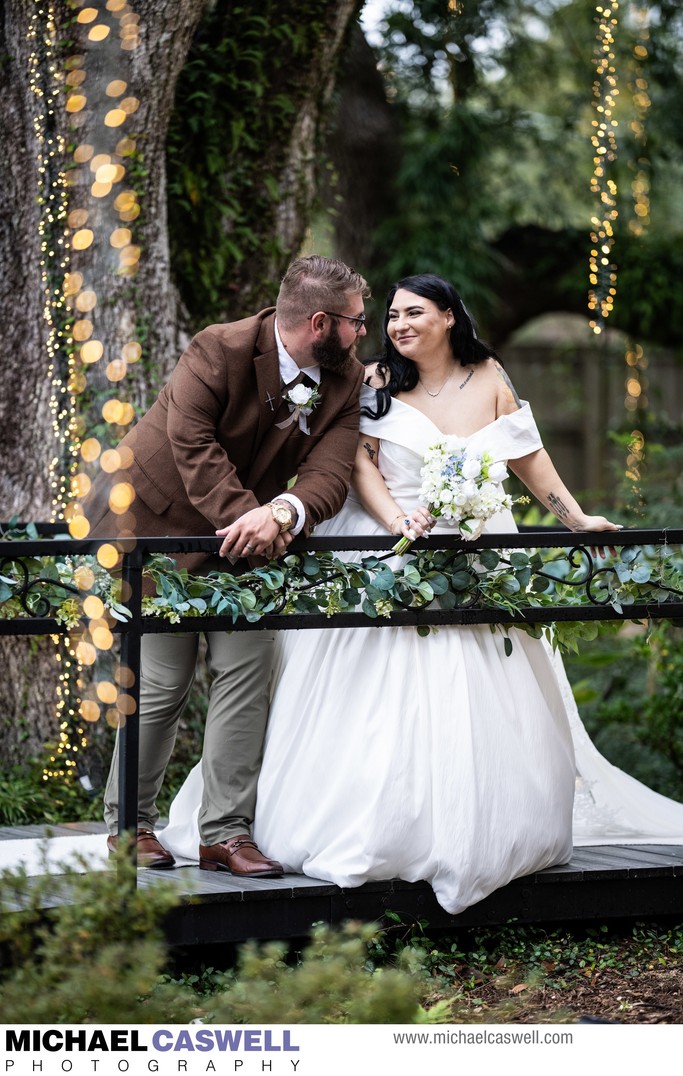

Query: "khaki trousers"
(103, 629), (275, 843)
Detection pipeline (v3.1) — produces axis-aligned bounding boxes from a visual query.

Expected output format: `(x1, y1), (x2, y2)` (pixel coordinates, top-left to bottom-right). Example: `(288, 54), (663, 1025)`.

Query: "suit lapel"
(253, 350), (284, 445)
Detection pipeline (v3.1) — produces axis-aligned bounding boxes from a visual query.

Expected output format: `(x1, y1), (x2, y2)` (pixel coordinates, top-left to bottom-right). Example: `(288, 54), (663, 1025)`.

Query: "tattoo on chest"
(363, 442), (376, 461)
(459, 369), (474, 390)
(548, 492), (569, 519)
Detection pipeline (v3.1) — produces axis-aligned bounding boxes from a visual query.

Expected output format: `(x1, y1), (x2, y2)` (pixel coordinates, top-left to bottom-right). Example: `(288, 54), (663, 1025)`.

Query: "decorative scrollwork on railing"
(0, 556), (81, 618)
(2, 531), (683, 654)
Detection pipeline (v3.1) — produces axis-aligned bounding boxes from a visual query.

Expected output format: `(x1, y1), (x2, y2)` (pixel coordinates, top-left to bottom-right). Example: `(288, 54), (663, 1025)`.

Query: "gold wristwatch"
(266, 500), (295, 533)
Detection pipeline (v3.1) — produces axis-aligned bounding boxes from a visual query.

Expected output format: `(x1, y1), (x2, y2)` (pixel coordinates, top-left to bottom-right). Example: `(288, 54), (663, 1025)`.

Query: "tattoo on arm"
(548, 492), (569, 520)
(494, 361), (522, 407)
(362, 442), (376, 461)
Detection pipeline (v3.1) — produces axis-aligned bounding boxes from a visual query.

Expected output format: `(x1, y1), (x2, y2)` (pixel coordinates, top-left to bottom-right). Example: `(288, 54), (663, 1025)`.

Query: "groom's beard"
(312, 320), (357, 374)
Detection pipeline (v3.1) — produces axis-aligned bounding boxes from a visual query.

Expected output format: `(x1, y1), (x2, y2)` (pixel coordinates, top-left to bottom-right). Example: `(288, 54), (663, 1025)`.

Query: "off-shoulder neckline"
(386, 395), (531, 441)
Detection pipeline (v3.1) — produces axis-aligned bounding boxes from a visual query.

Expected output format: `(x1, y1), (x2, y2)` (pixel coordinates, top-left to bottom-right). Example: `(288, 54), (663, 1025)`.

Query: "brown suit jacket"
(84, 309), (364, 569)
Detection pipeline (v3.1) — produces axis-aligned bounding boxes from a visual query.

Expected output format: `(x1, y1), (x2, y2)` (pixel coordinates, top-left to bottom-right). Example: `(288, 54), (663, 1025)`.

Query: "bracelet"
(388, 512), (405, 535)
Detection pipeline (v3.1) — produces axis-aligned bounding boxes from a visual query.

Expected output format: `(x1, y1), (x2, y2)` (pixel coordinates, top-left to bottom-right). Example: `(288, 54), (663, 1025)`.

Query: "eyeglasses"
(309, 311), (366, 333)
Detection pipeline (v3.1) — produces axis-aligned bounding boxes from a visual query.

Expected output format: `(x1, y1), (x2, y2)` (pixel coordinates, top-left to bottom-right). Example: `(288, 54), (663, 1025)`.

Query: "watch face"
(272, 504), (292, 529)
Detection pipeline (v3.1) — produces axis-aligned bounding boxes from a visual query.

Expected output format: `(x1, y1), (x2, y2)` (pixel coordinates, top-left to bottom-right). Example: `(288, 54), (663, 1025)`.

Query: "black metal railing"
(2, 525), (683, 845)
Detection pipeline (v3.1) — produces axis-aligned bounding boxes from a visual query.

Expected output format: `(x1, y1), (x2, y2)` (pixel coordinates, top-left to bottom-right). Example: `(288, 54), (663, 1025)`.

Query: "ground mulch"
(437, 964), (683, 1024)
(531, 966), (683, 1023)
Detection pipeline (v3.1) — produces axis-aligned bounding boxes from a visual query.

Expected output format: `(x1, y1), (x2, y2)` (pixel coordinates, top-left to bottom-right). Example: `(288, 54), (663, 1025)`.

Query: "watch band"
(266, 500), (295, 533)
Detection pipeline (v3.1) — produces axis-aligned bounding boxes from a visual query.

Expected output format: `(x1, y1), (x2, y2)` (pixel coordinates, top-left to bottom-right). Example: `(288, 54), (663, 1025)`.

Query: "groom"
(84, 255), (370, 875)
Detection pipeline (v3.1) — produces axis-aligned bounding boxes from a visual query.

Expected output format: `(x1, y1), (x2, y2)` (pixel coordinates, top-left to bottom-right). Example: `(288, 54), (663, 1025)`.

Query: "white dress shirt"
(271, 320), (321, 535)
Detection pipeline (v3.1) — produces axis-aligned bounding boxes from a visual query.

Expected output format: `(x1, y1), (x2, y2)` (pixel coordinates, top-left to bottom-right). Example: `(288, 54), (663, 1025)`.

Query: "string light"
(65, 0), (143, 547)
(27, 1), (87, 784)
(622, 7), (652, 517)
(587, 2), (620, 335)
(28, 1), (77, 523)
(34, 0), (144, 782)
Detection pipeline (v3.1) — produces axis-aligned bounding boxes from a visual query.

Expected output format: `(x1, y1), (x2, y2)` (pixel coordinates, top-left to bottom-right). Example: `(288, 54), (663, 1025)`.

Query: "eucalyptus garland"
(1, 537), (683, 656)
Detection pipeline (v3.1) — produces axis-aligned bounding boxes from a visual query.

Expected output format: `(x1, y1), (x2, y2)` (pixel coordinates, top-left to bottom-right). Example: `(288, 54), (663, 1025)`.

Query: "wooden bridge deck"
(1, 824), (682, 944)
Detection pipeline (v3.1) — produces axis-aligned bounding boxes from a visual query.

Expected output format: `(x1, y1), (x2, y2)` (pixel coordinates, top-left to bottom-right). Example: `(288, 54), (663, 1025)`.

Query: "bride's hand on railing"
(572, 513), (623, 560)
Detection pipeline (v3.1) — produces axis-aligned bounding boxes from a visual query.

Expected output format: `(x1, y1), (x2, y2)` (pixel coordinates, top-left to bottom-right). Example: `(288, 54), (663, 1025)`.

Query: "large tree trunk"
(0, 4), (59, 522)
(0, 0), (364, 768)
(324, 25), (401, 288)
(272, 1), (363, 261)
(166, 0), (364, 327)
(0, 0), (205, 765)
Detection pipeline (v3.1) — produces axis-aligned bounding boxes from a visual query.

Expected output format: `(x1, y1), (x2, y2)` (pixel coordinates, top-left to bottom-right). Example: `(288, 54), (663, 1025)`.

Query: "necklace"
(419, 367), (455, 397)
(419, 366), (473, 397)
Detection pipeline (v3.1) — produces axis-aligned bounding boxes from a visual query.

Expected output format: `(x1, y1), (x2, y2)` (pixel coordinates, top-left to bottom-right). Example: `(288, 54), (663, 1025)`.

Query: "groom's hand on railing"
(216, 506), (280, 562)
(216, 506), (295, 563)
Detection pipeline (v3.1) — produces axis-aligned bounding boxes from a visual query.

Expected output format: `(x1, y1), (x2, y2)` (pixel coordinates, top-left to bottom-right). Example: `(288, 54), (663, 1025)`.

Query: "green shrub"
(0, 764), (103, 826)
(0, 852), (446, 1025)
(0, 842), (199, 1023)
(205, 921), (447, 1025)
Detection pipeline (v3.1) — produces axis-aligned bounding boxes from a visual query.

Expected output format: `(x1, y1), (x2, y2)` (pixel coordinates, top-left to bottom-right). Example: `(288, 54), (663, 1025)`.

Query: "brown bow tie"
(282, 370), (316, 392)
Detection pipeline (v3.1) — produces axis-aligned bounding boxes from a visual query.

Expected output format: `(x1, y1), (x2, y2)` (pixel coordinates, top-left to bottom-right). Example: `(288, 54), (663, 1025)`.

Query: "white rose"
(461, 518), (484, 540)
(488, 462), (508, 483)
(462, 457), (482, 480)
(288, 384), (311, 406)
(444, 436), (467, 453)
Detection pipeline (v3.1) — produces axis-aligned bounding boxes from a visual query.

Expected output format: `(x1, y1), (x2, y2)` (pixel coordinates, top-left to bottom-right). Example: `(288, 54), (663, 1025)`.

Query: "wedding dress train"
(4, 392), (683, 899)
(159, 393), (683, 914)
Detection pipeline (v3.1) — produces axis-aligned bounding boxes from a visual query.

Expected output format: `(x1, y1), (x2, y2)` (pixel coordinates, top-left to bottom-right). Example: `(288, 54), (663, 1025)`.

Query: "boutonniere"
(275, 382), (321, 435)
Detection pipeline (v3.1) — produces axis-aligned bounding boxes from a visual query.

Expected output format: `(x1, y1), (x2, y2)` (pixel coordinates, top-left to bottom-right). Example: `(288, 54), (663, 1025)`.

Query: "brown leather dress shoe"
(107, 829), (176, 870)
(199, 835), (283, 877)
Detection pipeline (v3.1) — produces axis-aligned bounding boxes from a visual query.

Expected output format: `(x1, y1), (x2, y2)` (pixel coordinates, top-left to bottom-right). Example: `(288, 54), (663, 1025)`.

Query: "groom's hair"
(276, 255), (370, 329)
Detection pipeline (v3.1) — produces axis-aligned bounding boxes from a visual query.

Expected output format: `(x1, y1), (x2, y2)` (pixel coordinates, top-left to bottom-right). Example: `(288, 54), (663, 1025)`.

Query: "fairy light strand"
(29, 2), (75, 523)
(38, 0), (143, 782)
(587, 1), (620, 335)
(622, 7), (652, 519)
(26, 0), (84, 782)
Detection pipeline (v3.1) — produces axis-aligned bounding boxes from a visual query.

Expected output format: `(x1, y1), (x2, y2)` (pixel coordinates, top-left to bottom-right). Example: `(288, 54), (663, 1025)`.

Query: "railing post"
(117, 540), (144, 841)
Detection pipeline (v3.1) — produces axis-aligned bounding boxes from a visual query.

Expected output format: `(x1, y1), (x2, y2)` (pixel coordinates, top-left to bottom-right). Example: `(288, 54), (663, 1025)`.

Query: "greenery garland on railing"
(2, 532), (683, 656)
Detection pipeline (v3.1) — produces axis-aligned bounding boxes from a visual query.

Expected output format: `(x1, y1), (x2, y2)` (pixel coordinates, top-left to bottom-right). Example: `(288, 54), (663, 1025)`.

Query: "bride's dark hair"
(362, 273), (497, 419)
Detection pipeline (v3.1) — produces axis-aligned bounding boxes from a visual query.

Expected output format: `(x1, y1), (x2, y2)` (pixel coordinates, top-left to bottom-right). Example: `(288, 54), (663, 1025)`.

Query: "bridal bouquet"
(393, 438), (515, 555)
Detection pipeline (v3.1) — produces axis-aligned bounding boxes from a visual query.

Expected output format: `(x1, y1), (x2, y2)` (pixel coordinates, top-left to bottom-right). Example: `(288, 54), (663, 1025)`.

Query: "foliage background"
(1, 0), (683, 816)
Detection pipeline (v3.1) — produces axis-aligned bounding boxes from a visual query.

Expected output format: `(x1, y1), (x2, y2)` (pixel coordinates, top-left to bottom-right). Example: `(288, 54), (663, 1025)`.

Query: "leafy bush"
(0, 843), (198, 1023)
(564, 620), (683, 800)
(0, 853), (444, 1025)
(0, 763), (103, 826)
(2, 847), (682, 1026)
(204, 922), (445, 1025)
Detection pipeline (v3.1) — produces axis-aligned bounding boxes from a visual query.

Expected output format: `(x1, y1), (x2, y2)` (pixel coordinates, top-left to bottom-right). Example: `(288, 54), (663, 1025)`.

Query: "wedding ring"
(245, 543), (255, 551)
(404, 518), (410, 527)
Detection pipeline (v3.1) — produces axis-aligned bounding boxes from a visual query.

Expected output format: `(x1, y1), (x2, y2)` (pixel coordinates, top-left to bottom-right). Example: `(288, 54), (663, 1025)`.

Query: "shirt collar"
(274, 320), (321, 385)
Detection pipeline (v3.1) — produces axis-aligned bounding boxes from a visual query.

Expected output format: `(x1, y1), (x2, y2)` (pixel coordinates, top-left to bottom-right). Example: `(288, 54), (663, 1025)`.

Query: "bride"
(161, 273), (683, 916)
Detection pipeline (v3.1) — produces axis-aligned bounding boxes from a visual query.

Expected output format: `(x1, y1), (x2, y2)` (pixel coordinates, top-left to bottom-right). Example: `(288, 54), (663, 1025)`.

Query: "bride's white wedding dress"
(158, 393), (683, 915)
(5, 393), (683, 897)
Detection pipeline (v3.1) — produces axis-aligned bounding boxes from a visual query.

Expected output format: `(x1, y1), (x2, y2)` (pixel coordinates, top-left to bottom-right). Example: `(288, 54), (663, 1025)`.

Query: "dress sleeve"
(488, 401), (544, 461)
